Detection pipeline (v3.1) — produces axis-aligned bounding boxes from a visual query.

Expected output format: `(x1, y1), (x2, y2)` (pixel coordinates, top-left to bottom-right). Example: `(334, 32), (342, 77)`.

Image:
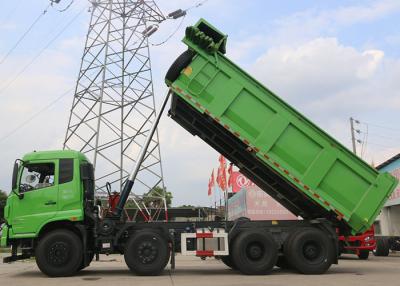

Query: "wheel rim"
(302, 241), (323, 263)
(48, 242), (70, 266)
(137, 241), (158, 264)
(246, 242), (264, 261)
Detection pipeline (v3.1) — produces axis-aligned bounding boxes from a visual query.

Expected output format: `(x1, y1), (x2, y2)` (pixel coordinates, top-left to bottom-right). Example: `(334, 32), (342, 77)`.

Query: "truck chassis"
(4, 217), (337, 276)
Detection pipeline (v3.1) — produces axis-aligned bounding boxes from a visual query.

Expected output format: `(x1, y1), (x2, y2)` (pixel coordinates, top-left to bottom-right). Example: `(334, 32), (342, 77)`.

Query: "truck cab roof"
(22, 150), (89, 162)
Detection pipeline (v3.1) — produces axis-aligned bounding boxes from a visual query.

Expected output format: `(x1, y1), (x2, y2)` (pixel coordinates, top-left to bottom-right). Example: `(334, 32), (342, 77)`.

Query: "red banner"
(217, 155), (227, 191)
(208, 169), (215, 196)
(217, 166), (227, 191)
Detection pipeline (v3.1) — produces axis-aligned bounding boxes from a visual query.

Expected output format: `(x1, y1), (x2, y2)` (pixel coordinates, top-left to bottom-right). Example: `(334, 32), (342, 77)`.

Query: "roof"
(376, 153), (400, 170)
(22, 150), (89, 162)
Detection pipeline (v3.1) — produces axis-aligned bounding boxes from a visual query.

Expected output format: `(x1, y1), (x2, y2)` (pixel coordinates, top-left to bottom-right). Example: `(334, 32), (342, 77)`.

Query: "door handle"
(44, 200), (56, 206)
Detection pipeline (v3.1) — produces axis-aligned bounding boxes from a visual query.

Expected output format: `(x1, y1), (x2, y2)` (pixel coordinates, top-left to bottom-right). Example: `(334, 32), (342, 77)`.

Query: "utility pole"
(350, 117), (357, 154)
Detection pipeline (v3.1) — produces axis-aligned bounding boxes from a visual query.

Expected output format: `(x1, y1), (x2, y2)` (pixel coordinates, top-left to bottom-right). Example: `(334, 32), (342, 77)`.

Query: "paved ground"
(1, 253), (400, 286)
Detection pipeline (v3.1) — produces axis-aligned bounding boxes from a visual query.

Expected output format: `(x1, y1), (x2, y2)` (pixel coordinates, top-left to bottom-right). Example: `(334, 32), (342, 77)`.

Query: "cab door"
(11, 160), (59, 235)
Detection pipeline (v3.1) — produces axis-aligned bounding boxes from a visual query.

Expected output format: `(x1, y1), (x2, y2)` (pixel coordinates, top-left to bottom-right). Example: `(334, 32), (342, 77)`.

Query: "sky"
(0, 0), (399, 206)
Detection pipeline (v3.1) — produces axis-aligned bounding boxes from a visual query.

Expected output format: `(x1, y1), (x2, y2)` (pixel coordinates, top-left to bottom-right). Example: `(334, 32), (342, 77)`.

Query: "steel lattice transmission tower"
(63, 0), (166, 197)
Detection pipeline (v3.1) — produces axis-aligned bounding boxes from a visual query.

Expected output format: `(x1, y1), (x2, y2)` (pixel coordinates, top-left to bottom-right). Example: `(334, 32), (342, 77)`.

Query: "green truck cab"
(1, 150), (94, 249)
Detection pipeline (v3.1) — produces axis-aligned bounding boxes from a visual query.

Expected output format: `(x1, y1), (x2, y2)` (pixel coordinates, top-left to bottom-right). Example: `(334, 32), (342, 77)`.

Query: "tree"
(0, 189), (7, 223)
(123, 186), (173, 209)
(178, 205), (196, 208)
(143, 186), (173, 208)
(0, 190), (7, 201)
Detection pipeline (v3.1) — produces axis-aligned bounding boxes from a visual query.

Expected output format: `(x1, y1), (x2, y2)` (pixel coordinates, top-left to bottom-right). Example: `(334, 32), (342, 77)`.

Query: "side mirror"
(80, 162), (94, 202)
(11, 161), (18, 190)
(11, 160), (24, 199)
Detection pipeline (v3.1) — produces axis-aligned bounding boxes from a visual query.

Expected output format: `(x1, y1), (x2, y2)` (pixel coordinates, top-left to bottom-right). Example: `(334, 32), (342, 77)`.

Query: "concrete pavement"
(1, 253), (399, 286)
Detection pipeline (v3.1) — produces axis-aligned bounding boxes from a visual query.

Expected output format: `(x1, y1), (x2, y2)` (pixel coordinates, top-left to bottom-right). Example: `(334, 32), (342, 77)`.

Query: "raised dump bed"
(165, 19), (398, 234)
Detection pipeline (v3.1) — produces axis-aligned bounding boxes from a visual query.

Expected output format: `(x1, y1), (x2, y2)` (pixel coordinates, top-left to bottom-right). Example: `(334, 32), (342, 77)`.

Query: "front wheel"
(35, 229), (83, 277)
(357, 250), (369, 260)
(373, 237), (390, 256)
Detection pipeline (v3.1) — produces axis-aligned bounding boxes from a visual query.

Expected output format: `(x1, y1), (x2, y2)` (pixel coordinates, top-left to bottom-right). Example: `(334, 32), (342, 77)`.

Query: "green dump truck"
(1, 19), (397, 277)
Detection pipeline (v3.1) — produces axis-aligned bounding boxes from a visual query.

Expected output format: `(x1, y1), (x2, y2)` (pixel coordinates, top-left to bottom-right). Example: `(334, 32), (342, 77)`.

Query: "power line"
(359, 121), (400, 133)
(360, 131), (400, 141)
(367, 141), (399, 149)
(0, 7), (85, 97)
(52, 0), (74, 12)
(0, 87), (73, 144)
(149, 0), (208, 46)
(0, 2), (51, 65)
(186, 0), (209, 12)
(151, 15), (185, 46)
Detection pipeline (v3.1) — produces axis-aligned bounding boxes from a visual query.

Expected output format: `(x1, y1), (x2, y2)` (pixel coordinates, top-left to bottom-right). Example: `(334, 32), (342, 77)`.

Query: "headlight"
(364, 236), (372, 241)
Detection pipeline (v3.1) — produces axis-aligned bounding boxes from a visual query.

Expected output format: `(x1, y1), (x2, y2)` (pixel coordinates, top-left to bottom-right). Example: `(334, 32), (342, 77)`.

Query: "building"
(375, 154), (400, 237)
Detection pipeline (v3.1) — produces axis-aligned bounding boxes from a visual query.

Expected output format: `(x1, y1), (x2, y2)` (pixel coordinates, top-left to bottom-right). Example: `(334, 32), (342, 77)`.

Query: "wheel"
(357, 250), (369, 260)
(165, 50), (194, 84)
(275, 256), (291, 269)
(373, 237), (390, 256)
(124, 231), (170, 276)
(78, 252), (95, 271)
(35, 229), (83, 277)
(231, 230), (278, 275)
(220, 255), (237, 270)
(338, 241), (344, 257)
(284, 227), (334, 274)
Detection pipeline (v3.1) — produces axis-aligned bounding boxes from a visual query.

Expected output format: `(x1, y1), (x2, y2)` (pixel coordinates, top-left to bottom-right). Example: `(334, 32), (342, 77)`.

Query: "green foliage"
(0, 190), (7, 202)
(143, 186), (173, 208)
(0, 189), (7, 223)
(124, 186), (173, 209)
(177, 204), (196, 208)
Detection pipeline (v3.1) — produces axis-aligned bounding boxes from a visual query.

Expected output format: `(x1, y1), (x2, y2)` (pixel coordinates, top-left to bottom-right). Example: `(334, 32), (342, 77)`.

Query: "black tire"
(220, 255), (237, 270)
(284, 227), (334, 274)
(232, 230), (278, 275)
(78, 252), (95, 271)
(35, 229), (83, 277)
(338, 241), (344, 257)
(358, 250), (369, 260)
(275, 256), (291, 269)
(373, 237), (390, 256)
(165, 50), (194, 84)
(124, 231), (170, 276)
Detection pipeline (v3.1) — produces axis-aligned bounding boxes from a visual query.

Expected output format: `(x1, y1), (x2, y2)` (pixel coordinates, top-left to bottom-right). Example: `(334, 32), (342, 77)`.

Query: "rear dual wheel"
(231, 230), (278, 275)
(284, 227), (335, 274)
(220, 254), (237, 269)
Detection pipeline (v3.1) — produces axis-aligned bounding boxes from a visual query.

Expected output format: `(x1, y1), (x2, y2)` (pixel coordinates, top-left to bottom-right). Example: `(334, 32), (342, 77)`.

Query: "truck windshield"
(20, 163), (55, 192)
